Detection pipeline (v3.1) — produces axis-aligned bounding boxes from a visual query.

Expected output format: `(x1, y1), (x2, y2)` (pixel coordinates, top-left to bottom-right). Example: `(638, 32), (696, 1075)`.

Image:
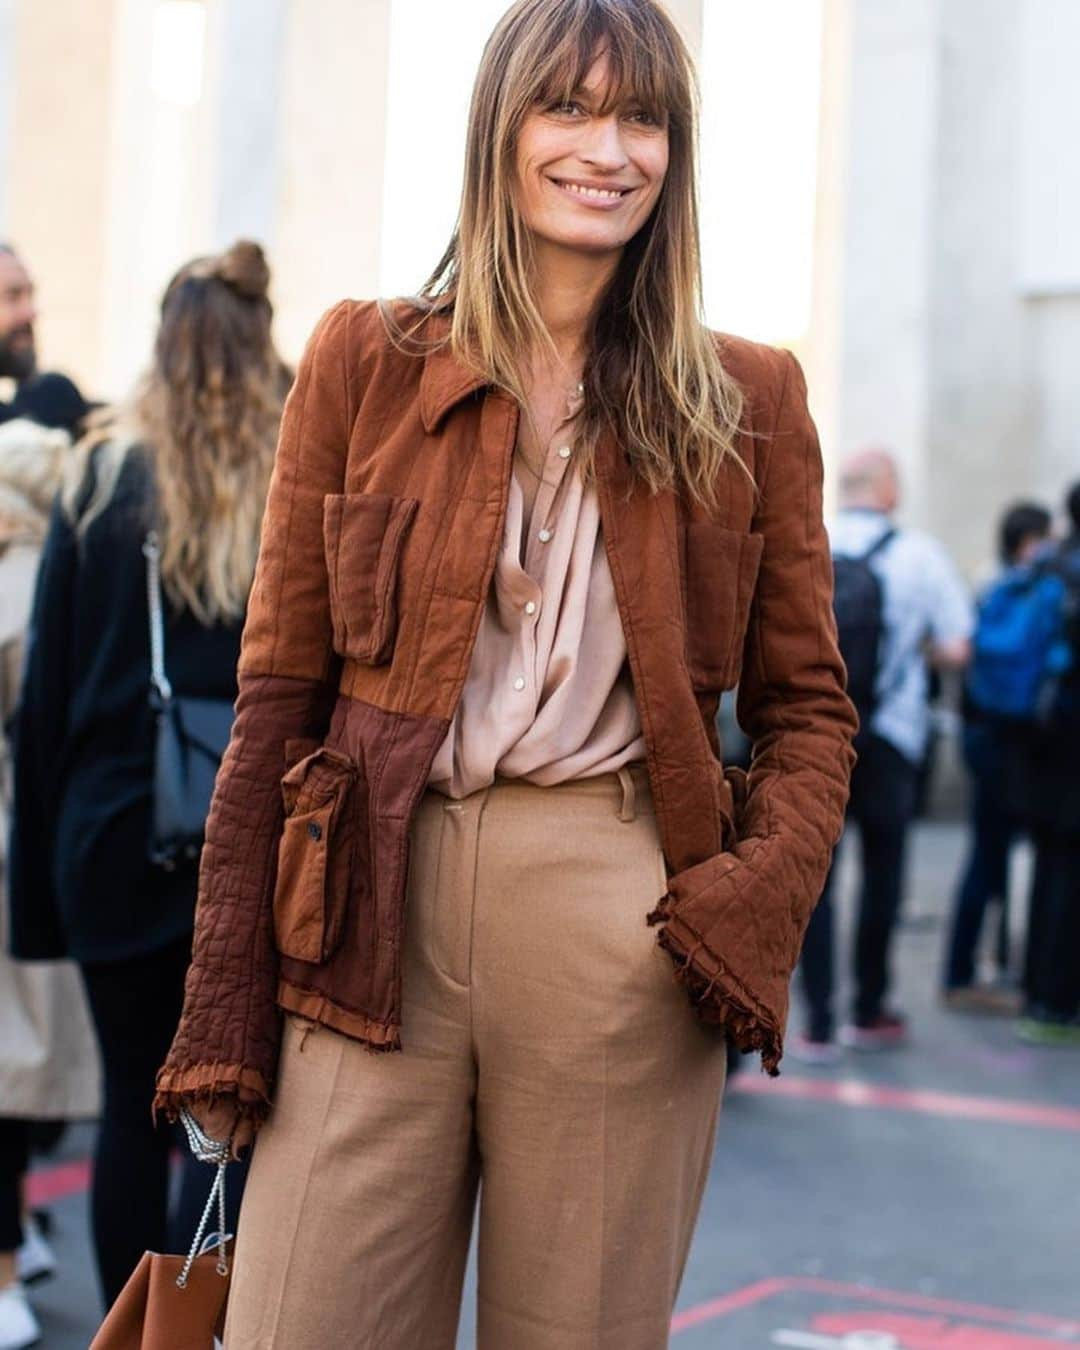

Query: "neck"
(528, 237), (621, 370)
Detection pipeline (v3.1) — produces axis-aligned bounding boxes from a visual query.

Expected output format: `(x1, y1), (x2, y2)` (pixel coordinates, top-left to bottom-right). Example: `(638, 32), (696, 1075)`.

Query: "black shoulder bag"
(144, 532), (235, 871)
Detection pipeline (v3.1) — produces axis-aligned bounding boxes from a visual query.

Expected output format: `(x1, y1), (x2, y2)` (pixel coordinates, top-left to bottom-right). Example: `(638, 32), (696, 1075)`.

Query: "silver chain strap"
(176, 1108), (233, 1286)
(142, 532), (173, 702)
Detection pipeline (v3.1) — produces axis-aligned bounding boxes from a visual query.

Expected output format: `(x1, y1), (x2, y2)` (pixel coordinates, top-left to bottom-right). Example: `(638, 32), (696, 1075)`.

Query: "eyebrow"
(557, 81), (652, 110)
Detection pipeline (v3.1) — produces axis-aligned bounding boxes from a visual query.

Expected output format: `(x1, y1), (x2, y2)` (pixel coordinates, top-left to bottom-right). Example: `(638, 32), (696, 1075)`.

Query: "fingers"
(231, 1120), (256, 1162)
(184, 1097), (257, 1161)
(196, 1099), (240, 1143)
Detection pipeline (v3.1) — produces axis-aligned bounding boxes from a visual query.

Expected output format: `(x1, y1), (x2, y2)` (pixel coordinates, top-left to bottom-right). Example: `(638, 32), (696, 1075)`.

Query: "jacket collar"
(418, 322), (489, 434)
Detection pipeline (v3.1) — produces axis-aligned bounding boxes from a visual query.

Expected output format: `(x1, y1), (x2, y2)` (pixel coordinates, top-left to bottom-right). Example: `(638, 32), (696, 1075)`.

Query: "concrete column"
(97, 0), (215, 396)
(7, 0), (119, 393)
(272, 0), (392, 359)
(1017, 0), (1080, 522)
(806, 0), (854, 497)
(204, 0), (288, 252)
(834, 0), (943, 527)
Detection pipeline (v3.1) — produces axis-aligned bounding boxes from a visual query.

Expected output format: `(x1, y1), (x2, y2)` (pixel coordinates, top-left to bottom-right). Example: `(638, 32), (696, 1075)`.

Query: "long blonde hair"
(65, 241), (290, 624)
(417, 0), (744, 504)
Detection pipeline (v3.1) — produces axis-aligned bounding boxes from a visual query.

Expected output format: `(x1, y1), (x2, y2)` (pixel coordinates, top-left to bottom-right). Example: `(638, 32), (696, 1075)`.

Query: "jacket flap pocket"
(274, 802), (335, 963)
(323, 492), (419, 665)
(281, 745), (357, 816)
(683, 524), (765, 690)
(274, 746), (359, 965)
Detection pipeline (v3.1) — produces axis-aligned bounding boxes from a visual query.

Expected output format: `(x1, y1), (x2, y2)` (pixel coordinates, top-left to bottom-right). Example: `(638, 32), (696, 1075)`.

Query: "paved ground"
(26, 821), (1080, 1348)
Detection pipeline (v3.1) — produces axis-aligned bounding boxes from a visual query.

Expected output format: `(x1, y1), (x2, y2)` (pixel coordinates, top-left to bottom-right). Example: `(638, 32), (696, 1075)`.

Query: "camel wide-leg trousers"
(224, 768), (728, 1350)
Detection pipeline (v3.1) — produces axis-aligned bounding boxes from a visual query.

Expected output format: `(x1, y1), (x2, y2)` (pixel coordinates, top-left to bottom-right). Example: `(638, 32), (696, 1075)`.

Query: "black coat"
(8, 449), (243, 963)
(0, 372), (92, 438)
(1006, 535), (1080, 835)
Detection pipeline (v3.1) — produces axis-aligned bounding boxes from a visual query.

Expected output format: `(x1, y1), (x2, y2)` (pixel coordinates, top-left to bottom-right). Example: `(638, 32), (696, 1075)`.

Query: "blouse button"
(557, 446), (571, 460)
(513, 676), (526, 691)
(538, 528), (553, 543)
(524, 600), (537, 616)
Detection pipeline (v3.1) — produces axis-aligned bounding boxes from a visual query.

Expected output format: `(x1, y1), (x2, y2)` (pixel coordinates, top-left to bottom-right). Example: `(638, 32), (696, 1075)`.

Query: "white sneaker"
(15, 1216), (56, 1286)
(0, 1285), (41, 1350)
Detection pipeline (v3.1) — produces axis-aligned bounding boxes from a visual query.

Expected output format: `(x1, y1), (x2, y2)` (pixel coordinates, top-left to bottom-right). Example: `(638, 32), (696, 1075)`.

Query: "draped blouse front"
(428, 399), (646, 800)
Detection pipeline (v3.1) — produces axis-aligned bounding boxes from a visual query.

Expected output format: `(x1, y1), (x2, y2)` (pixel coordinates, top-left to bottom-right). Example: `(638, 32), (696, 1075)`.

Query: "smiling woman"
(416, 0), (745, 504)
(156, 2), (856, 1345)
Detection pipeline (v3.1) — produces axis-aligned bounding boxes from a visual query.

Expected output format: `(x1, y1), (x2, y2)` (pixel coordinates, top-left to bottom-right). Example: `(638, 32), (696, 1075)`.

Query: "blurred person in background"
(0, 244), (90, 440)
(6, 240), (291, 1308)
(0, 415), (99, 1350)
(792, 447), (973, 1062)
(1011, 481), (1080, 1046)
(941, 502), (1053, 1016)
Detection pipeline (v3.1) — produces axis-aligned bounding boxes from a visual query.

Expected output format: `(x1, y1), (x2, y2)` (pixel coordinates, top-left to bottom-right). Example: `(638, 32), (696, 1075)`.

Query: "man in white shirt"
(793, 448), (974, 1060)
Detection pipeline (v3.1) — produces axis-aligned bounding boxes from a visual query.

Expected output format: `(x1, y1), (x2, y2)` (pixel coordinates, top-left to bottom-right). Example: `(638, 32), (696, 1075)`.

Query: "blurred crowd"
(788, 455), (1080, 1062)
(0, 238), (1077, 1344)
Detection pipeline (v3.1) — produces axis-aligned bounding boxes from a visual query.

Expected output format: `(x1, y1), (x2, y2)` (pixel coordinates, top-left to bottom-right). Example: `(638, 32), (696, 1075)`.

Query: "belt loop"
(616, 766), (636, 823)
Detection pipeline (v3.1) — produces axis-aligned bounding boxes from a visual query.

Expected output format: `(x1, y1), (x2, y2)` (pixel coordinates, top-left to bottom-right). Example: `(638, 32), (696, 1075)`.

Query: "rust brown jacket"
(155, 300), (857, 1122)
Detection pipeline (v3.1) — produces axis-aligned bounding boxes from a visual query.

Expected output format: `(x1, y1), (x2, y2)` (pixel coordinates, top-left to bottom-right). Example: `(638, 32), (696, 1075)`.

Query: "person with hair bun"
(7, 240), (290, 1308)
(159, 3), (856, 1345)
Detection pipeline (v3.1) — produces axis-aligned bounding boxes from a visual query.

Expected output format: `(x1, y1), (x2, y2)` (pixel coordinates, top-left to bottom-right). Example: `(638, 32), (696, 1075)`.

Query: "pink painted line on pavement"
(671, 1276), (1080, 1336)
(29, 1160), (1079, 1340)
(26, 1158), (91, 1207)
(732, 1073), (1080, 1130)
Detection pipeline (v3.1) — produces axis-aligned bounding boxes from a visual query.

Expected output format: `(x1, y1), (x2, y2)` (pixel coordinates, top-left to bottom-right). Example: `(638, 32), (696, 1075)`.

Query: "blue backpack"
(968, 566), (1074, 720)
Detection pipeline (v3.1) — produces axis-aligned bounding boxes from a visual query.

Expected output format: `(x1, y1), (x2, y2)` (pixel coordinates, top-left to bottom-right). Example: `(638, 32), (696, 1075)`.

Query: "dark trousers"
(798, 734), (919, 1040)
(1023, 829), (1080, 1019)
(0, 1117), (29, 1252)
(80, 937), (250, 1309)
(944, 728), (1021, 989)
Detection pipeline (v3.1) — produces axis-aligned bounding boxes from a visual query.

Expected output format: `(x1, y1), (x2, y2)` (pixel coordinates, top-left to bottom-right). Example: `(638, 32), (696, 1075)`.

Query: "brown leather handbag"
(90, 1122), (232, 1349)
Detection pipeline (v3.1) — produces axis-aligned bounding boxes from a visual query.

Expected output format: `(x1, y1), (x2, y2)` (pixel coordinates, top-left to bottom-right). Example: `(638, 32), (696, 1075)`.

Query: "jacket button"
(307, 821), (323, 842)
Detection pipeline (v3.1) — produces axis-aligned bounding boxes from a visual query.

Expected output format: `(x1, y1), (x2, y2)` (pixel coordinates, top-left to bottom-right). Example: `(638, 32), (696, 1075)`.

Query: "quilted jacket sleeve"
(154, 301), (359, 1123)
(648, 352), (857, 1074)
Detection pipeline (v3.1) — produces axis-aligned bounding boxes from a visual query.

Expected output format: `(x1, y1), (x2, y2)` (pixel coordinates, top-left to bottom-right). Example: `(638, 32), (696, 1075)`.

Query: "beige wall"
(273, 0), (392, 359)
(7, 0), (119, 394)
(807, 0), (853, 501)
(665, 0), (703, 50)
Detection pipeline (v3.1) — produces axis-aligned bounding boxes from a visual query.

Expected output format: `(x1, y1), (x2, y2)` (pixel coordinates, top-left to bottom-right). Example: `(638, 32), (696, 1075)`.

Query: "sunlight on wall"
(150, 0), (206, 107)
(380, 0), (823, 342)
(102, 0), (210, 391)
(699, 0), (822, 343)
(380, 0), (509, 298)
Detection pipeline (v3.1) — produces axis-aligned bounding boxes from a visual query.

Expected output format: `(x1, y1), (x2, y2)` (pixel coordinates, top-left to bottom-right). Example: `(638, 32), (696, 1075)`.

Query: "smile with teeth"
(552, 179), (631, 201)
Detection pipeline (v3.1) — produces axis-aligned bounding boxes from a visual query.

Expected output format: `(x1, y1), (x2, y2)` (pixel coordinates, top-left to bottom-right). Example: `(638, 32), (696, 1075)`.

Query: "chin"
(542, 223), (630, 256)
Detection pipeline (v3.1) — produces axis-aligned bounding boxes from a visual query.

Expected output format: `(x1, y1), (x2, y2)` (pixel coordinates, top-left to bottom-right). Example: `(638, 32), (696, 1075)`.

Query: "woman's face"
(514, 52), (670, 259)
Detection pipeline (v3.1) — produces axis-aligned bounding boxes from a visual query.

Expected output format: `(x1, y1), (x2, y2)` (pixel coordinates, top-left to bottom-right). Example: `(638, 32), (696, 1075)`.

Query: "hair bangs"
(524, 0), (686, 128)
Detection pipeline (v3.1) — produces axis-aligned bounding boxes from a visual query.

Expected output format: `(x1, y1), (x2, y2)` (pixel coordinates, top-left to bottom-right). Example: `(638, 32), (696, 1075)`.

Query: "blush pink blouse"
(428, 414), (646, 800)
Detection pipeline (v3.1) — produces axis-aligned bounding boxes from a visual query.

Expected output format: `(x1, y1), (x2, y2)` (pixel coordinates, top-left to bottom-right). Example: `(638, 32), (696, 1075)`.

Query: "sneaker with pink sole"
(838, 1011), (909, 1050)
(787, 1033), (844, 1065)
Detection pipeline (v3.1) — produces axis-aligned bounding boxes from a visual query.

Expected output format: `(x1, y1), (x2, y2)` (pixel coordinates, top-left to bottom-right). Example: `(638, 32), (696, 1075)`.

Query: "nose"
(578, 114), (630, 173)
